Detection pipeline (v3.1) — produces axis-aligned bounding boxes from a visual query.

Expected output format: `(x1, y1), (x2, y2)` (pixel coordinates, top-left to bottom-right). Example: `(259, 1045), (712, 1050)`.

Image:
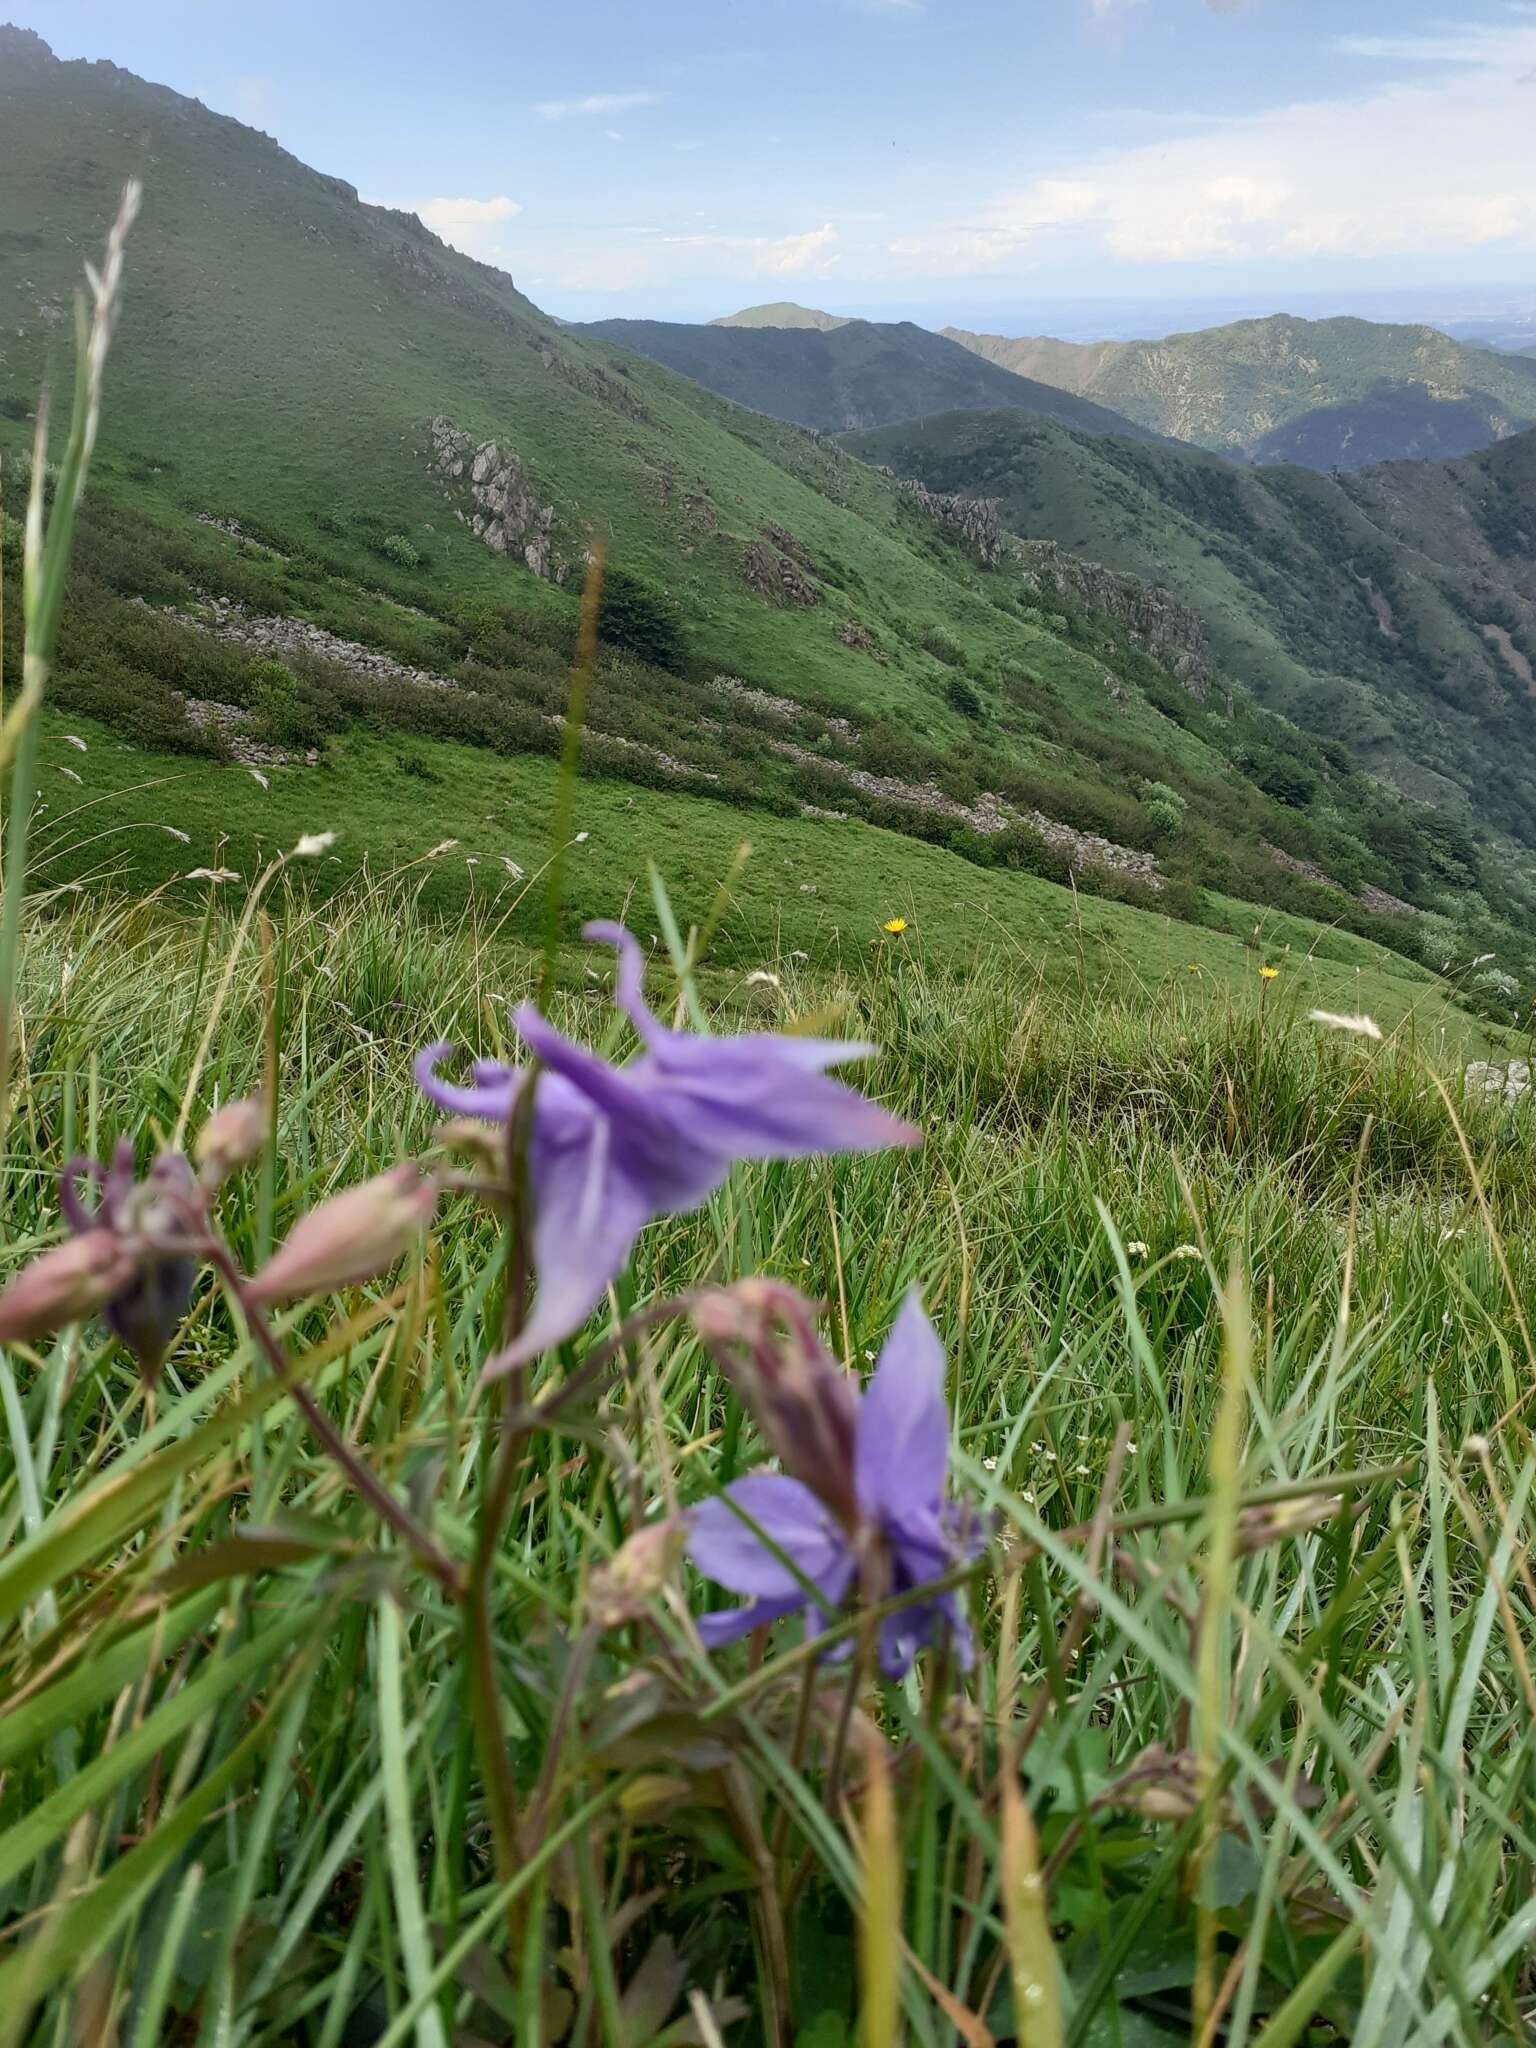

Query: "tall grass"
(1, 872), (1535, 2043)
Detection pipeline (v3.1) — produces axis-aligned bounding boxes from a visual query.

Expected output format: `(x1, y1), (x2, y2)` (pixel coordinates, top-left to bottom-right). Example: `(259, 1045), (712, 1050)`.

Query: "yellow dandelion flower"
(1187, 963), (1200, 974)
(883, 917), (908, 936)
(1259, 965), (1280, 981)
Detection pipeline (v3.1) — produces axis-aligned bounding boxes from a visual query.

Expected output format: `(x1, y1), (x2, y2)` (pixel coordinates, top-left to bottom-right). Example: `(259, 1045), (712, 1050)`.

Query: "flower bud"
(247, 1165), (438, 1304)
(0, 1230), (135, 1346)
(587, 1517), (688, 1629)
(195, 1096), (269, 1186)
(693, 1279), (860, 1529)
(108, 1152), (201, 1382)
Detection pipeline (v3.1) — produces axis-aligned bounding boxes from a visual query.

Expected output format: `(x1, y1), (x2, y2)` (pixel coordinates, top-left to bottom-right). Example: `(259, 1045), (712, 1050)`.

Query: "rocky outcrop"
(1466, 1059), (1531, 1109)
(1012, 540), (1210, 696)
(1264, 840), (1418, 919)
(165, 597), (459, 691)
(195, 513), (286, 558)
(429, 418), (565, 581)
(769, 741), (1162, 888)
(838, 620), (878, 655)
(1356, 881), (1418, 919)
(742, 527), (819, 607)
(897, 481), (1006, 567)
(182, 698), (318, 768)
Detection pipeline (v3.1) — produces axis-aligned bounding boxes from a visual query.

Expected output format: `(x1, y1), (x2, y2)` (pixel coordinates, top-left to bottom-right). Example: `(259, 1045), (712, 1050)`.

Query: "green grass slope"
(942, 314), (1536, 468)
(5, 22), (1531, 1021)
(847, 407), (1536, 852)
(577, 314), (1160, 437)
(0, 24), (1138, 728)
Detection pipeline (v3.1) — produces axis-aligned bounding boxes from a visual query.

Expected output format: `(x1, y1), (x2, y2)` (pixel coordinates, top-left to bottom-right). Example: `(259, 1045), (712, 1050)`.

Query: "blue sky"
(14, 0), (1536, 323)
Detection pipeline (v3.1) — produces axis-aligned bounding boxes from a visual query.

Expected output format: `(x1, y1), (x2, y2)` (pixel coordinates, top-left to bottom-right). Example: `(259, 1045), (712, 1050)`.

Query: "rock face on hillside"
(1012, 540), (1210, 696)
(429, 418), (564, 581)
(896, 480), (1007, 567)
(742, 525), (819, 607)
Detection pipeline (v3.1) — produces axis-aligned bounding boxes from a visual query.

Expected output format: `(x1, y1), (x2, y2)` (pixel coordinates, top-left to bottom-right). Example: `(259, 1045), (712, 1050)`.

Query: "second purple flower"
(416, 922), (919, 1373)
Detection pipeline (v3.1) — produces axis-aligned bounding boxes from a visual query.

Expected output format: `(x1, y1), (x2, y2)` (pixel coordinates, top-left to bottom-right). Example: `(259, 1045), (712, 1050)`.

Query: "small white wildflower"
(1074, 1463), (1090, 1476)
(1308, 1009), (1383, 1041)
(982, 1456), (998, 1472)
(574, 831), (590, 844)
(1126, 1440), (1138, 1454)
(1021, 1489), (1036, 1505)
(863, 1348), (877, 1363)
(58, 765), (82, 784)
(1126, 1240), (1149, 1258)
(291, 830), (337, 859)
(64, 734), (87, 752)
(799, 883), (817, 894)
(1171, 1244), (1201, 1261)
(248, 768), (270, 791)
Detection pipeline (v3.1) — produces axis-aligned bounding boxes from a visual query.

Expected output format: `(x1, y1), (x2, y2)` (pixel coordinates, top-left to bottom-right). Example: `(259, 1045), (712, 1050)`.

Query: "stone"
(1465, 1060), (1531, 1109)
(742, 529), (819, 608)
(1011, 539), (1211, 697)
(429, 416), (564, 581)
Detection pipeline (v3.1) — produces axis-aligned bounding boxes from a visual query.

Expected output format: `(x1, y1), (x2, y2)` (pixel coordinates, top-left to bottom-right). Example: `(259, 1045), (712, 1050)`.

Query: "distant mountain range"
(711, 301), (848, 331)
(575, 315), (1159, 438)
(847, 407), (1536, 840)
(941, 316), (1536, 469)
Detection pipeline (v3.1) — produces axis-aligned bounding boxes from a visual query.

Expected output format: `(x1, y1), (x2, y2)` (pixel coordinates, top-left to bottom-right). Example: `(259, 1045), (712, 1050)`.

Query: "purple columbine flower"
(687, 1292), (983, 1679)
(60, 1141), (199, 1382)
(415, 922), (918, 1373)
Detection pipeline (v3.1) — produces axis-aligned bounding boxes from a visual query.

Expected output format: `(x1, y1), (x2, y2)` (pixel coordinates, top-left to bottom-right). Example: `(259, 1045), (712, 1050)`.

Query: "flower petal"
(414, 1042), (519, 1121)
(696, 1591), (807, 1648)
(485, 1083), (652, 1373)
(688, 1473), (849, 1597)
(583, 920), (664, 1045)
(855, 1291), (950, 1524)
(635, 1033), (919, 1161)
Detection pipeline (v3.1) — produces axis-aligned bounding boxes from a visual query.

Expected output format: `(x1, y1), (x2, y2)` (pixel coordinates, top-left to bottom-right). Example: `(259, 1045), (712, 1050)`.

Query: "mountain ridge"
(711, 301), (849, 330)
(575, 313), (1160, 437)
(942, 314), (1536, 469)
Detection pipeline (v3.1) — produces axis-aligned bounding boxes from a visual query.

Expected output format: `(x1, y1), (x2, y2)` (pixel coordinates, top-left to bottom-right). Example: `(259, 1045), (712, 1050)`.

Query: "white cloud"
(891, 17), (1536, 273)
(662, 222), (842, 276)
(371, 195), (523, 263)
(534, 90), (660, 121)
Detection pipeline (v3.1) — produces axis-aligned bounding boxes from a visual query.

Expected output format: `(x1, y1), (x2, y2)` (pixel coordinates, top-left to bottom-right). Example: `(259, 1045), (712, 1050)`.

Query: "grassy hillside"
(848, 407), (1536, 844)
(942, 314), (1536, 468)
(711, 300), (849, 330)
(6, 22), (1534, 1025)
(577, 315), (1158, 437)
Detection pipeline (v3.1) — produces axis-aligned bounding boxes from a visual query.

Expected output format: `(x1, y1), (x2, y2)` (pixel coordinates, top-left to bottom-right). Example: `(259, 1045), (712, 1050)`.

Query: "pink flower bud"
(246, 1166), (438, 1304)
(195, 1096), (269, 1186)
(0, 1230), (136, 1346)
(586, 1517), (688, 1629)
(693, 1278), (861, 1530)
